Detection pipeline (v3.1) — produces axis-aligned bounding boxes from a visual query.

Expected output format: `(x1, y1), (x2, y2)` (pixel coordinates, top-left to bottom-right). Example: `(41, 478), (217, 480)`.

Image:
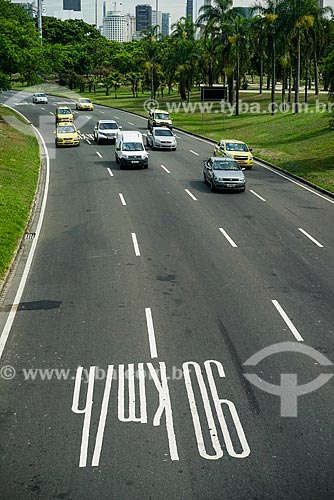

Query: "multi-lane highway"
(0, 90), (334, 500)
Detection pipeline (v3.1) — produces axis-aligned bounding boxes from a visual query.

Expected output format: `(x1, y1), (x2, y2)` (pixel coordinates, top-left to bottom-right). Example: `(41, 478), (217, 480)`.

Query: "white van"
(115, 131), (149, 169)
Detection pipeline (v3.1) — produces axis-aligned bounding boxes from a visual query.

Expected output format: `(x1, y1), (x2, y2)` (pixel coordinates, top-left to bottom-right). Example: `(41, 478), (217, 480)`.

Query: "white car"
(94, 120), (121, 144)
(32, 93), (48, 104)
(147, 127), (177, 150)
(115, 131), (148, 169)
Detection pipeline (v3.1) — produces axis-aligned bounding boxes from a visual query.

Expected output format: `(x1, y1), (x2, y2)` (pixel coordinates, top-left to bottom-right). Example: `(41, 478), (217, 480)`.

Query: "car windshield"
(225, 142), (248, 152)
(155, 113), (170, 120)
(79, 99), (91, 103)
(58, 109), (71, 115)
(100, 123), (118, 130)
(58, 126), (76, 133)
(155, 130), (173, 137)
(212, 160), (240, 171)
(122, 142), (144, 151)
(35, 94), (45, 97)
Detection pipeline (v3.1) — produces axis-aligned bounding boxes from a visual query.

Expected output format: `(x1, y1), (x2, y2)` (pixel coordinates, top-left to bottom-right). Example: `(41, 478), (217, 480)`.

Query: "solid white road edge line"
(119, 193), (126, 206)
(271, 300), (304, 342)
(189, 149), (199, 156)
(185, 189), (198, 201)
(107, 168), (114, 177)
(219, 227), (238, 248)
(249, 189), (266, 202)
(0, 123), (50, 360)
(298, 228), (324, 248)
(145, 307), (158, 358)
(161, 165), (171, 174)
(131, 232), (141, 256)
(259, 163), (334, 205)
(96, 152), (102, 158)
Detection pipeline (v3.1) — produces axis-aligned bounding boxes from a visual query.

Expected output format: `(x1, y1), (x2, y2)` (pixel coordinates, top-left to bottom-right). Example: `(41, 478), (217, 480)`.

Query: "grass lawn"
(0, 105), (40, 282)
(77, 86), (334, 193)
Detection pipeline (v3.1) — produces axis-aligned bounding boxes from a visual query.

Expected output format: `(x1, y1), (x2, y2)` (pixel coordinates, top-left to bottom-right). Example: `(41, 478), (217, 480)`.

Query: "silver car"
(94, 120), (122, 144)
(147, 127), (177, 150)
(32, 93), (48, 104)
(203, 157), (246, 192)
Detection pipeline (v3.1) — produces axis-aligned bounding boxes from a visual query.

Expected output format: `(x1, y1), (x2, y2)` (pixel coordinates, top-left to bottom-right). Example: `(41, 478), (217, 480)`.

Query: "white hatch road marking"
(271, 300), (304, 342)
(189, 149), (199, 156)
(249, 189), (266, 202)
(86, 133), (94, 139)
(298, 228), (324, 248)
(145, 308), (158, 359)
(131, 232), (141, 256)
(219, 228), (238, 248)
(86, 139), (91, 145)
(107, 168), (114, 177)
(185, 189), (198, 201)
(85, 115), (91, 120)
(161, 165), (171, 174)
(259, 163), (334, 206)
(96, 152), (102, 158)
(114, 116), (120, 119)
(128, 121), (135, 126)
(119, 193), (126, 206)
(0, 111), (50, 360)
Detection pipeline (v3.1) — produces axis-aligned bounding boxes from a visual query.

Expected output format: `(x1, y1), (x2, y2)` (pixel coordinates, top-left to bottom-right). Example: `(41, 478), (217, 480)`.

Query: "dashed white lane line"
(96, 152), (102, 158)
(145, 307), (158, 358)
(107, 168), (114, 177)
(161, 164), (171, 174)
(119, 193), (126, 205)
(249, 189), (266, 202)
(41, 107), (45, 110)
(86, 139), (91, 144)
(219, 227), (238, 248)
(298, 228), (324, 248)
(185, 189), (198, 201)
(99, 110), (105, 113)
(189, 149), (199, 156)
(131, 232), (141, 256)
(49, 112), (54, 115)
(271, 300), (304, 342)
(128, 121), (135, 126)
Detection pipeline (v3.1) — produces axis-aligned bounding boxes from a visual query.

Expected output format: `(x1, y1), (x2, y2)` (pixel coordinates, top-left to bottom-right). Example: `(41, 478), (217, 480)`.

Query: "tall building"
(186, 0), (193, 22)
(152, 10), (162, 28)
(135, 4), (152, 31)
(63, 0), (81, 11)
(126, 14), (136, 41)
(103, 10), (128, 42)
(318, 0), (324, 7)
(161, 12), (170, 36)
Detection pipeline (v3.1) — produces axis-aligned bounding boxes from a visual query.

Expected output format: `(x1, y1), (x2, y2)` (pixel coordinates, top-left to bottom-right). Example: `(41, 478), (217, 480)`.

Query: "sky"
(41, 0), (334, 27)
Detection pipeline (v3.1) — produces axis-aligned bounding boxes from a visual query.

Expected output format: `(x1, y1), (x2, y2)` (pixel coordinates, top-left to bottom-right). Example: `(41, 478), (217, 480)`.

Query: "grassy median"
(81, 87), (334, 193)
(0, 105), (40, 282)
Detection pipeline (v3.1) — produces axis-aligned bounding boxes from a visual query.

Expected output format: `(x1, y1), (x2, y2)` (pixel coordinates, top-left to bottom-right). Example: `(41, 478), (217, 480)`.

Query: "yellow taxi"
(55, 106), (74, 123)
(76, 98), (94, 111)
(55, 122), (80, 147)
(213, 139), (253, 169)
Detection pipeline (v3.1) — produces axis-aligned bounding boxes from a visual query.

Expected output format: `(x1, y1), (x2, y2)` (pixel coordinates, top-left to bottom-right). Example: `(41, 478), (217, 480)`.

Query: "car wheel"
(144, 165), (148, 169)
(96, 137), (100, 144)
(115, 154), (119, 164)
(211, 181), (216, 193)
(119, 160), (124, 170)
(239, 187), (246, 192)
(203, 174), (208, 185)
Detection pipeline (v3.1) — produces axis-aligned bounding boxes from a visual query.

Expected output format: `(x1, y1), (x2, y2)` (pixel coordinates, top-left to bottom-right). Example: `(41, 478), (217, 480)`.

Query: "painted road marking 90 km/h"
(72, 360), (250, 467)
(145, 307), (158, 359)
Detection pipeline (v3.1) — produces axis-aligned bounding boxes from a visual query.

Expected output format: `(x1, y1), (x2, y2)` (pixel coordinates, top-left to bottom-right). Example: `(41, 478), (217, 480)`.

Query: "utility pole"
(37, 0), (42, 40)
(271, 0), (276, 115)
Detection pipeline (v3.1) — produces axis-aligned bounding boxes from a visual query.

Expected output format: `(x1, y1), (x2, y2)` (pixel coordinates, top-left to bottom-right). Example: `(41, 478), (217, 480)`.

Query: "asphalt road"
(0, 90), (334, 500)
